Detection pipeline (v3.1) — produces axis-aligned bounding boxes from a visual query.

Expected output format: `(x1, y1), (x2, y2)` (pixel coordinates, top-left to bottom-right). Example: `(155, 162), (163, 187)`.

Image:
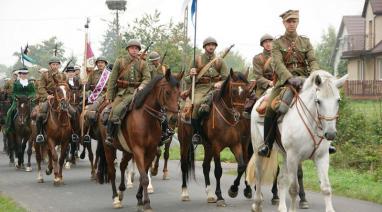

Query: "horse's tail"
(246, 149), (278, 186)
(179, 122), (195, 182)
(96, 140), (109, 184)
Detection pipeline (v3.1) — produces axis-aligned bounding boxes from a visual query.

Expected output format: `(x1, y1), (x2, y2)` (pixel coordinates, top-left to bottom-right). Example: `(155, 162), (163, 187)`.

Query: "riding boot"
(258, 110), (278, 157)
(159, 116), (174, 146)
(329, 144), (336, 154)
(105, 121), (118, 146)
(191, 118), (203, 145)
(36, 116), (45, 143)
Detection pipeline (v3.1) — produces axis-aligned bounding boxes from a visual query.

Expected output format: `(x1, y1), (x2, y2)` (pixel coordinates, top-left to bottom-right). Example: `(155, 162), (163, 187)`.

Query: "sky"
(0, 0), (365, 68)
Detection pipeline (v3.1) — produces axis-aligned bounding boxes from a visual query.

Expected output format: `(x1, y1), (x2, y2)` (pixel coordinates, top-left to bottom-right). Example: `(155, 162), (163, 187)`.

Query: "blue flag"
(191, 0), (197, 25)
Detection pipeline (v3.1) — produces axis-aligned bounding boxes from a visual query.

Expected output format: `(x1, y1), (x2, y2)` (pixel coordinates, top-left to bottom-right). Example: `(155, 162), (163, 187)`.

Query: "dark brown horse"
(97, 69), (182, 210)
(35, 83), (72, 185)
(179, 70), (251, 206)
(7, 95), (34, 171)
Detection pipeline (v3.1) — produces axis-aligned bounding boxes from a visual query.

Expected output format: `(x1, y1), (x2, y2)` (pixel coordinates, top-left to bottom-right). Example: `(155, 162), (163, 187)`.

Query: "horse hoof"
(118, 191), (124, 201)
(299, 200), (309, 209)
(148, 187), (154, 194)
(144, 208), (153, 212)
(271, 196), (280, 205)
(216, 199), (226, 207)
(151, 169), (158, 176)
(113, 197), (122, 209)
(251, 203), (262, 212)
(228, 186), (238, 198)
(37, 178), (44, 183)
(9, 162), (15, 167)
(15, 164), (21, 169)
(25, 166), (33, 172)
(65, 162), (71, 170)
(53, 179), (61, 186)
(162, 172), (170, 180)
(181, 195), (190, 201)
(207, 196), (217, 203)
(90, 173), (97, 181)
(46, 168), (52, 175)
(244, 187), (252, 199)
(127, 183), (133, 189)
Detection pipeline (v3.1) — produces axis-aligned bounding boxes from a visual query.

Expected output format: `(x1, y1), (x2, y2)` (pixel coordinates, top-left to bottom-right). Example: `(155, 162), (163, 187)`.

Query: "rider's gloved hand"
(287, 76), (304, 88)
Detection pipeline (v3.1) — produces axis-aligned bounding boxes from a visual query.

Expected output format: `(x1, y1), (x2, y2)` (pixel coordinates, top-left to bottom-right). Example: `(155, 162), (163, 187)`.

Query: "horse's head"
(157, 69), (183, 114)
(54, 83), (71, 112)
(219, 68), (249, 110)
(303, 70), (348, 141)
(15, 95), (32, 125)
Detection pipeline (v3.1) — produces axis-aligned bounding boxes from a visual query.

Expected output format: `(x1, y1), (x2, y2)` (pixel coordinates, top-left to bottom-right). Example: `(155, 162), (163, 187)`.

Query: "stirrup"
(83, 135), (91, 143)
(72, 134), (79, 143)
(258, 145), (271, 157)
(105, 137), (114, 147)
(192, 133), (203, 145)
(36, 134), (45, 143)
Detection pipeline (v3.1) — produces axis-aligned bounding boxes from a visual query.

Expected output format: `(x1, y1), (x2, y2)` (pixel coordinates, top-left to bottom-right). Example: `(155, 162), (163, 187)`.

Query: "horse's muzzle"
(324, 131), (336, 141)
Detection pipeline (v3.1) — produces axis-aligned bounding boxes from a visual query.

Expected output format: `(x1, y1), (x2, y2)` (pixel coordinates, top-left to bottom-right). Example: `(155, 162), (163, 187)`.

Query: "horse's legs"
(58, 140), (70, 184)
(162, 140), (171, 180)
(228, 143), (246, 199)
(47, 138), (59, 184)
(252, 156), (265, 212)
(87, 142), (96, 180)
(202, 143), (216, 203)
(277, 159), (289, 212)
(315, 154), (335, 212)
(286, 155), (299, 212)
(134, 150), (152, 211)
(126, 158), (136, 188)
(271, 165), (280, 205)
(298, 163), (309, 209)
(8, 133), (15, 166)
(104, 146), (120, 208)
(35, 143), (44, 183)
(26, 139), (33, 171)
(147, 168), (154, 194)
(46, 145), (53, 175)
(151, 146), (161, 176)
(117, 153), (130, 203)
(212, 145), (225, 207)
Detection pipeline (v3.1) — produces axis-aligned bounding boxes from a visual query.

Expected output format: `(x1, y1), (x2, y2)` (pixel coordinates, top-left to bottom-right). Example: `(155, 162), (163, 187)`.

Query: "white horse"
(247, 70), (348, 212)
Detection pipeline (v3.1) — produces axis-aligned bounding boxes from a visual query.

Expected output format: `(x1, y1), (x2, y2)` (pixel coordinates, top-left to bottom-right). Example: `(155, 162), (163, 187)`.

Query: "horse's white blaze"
(238, 86), (244, 96)
(21, 103), (24, 108)
(59, 85), (67, 99)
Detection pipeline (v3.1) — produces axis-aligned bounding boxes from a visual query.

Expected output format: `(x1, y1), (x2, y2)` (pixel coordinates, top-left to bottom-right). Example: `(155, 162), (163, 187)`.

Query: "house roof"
(362, 0), (382, 17)
(369, 40), (382, 55)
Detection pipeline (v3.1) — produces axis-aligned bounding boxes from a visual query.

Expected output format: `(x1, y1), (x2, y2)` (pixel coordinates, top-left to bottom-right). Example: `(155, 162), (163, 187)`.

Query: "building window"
(368, 20), (373, 49)
(358, 60), (364, 80)
(378, 58), (382, 80)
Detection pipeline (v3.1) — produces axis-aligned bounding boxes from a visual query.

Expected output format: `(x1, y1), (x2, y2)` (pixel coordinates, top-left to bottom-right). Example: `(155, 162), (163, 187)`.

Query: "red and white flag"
(86, 42), (95, 68)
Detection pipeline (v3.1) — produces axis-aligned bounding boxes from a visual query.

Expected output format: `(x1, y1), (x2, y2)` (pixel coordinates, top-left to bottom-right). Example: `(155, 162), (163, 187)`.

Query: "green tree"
(100, 18), (127, 64)
(315, 26), (337, 74)
(224, 51), (246, 72)
(337, 59), (348, 77)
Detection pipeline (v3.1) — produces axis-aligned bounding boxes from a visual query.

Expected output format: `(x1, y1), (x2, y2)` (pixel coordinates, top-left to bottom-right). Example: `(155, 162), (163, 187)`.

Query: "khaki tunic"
(37, 69), (67, 102)
(148, 63), (168, 78)
(251, 50), (274, 97)
(184, 53), (228, 119)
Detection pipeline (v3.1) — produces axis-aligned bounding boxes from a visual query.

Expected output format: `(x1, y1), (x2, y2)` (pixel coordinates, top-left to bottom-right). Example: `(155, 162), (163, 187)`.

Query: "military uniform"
(252, 49), (274, 97)
(105, 39), (150, 145)
(0, 77), (15, 125)
(185, 37), (228, 144)
(258, 10), (321, 157)
(5, 68), (35, 134)
(148, 51), (168, 78)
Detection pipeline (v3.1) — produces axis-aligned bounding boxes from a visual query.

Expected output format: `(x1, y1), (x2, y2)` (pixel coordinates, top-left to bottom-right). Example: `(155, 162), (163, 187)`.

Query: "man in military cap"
(4, 67), (35, 134)
(35, 56), (68, 143)
(258, 10), (336, 157)
(185, 36), (228, 144)
(82, 56), (110, 142)
(105, 39), (150, 146)
(244, 34), (275, 116)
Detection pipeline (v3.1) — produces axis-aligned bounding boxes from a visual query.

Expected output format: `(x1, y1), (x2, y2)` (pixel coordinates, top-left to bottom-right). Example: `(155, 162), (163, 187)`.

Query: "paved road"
(0, 134), (381, 212)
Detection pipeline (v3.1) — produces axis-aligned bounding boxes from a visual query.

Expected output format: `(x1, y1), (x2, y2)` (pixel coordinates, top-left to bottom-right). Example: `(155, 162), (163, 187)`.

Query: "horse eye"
(337, 99), (341, 103)
(315, 99), (321, 105)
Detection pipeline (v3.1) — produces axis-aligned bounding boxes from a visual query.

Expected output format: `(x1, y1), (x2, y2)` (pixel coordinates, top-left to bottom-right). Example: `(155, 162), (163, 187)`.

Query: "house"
(331, 0), (382, 99)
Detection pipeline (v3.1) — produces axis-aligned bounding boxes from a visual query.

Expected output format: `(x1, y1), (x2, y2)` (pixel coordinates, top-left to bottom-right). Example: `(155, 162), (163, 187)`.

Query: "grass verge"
(0, 194), (26, 212)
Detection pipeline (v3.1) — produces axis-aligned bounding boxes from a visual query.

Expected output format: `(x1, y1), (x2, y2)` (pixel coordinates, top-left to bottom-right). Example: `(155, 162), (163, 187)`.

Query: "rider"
(258, 10), (336, 157)
(4, 67), (35, 134)
(104, 39), (150, 146)
(147, 51), (175, 144)
(35, 56), (76, 143)
(244, 34), (275, 116)
(83, 56), (110, 142)
(184, 37), (228, 144)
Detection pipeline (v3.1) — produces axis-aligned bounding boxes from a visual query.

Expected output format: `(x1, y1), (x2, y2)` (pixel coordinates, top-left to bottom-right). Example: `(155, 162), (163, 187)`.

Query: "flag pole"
(20, 47), (25, 67)
(81, 17), (90, 139)
(191, 0), (198, 105)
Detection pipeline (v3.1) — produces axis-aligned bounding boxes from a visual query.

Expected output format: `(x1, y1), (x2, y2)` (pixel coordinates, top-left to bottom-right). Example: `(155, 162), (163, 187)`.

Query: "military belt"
(197, 76), (221, 84)
(286, 62), (305, 69)
(116, 80), (140, 88)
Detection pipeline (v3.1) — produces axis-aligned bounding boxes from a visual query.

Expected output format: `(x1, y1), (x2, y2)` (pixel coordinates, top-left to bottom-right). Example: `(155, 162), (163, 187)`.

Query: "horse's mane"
(218, 72), (248, 99)
(134, 74), (179, 109)
(302, 70), (337, 97)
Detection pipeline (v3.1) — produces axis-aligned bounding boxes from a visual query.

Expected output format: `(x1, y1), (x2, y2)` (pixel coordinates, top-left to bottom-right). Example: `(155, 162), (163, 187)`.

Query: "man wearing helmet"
(105, 39), (150, 146)
(82, 56), (111, 143)
(148, 51), (167, 78)
(185, 36), (228, 144)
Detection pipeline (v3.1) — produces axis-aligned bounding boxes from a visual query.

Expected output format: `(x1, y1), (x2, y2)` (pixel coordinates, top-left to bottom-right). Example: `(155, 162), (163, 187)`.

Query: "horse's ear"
(315, 75), (322, 86)
(229, 68), (234, 78)
(244, 67), (249, 80)
(176, 70), (185, 81)
(335, 74), (348, 88)
(165, 68), (171, 81)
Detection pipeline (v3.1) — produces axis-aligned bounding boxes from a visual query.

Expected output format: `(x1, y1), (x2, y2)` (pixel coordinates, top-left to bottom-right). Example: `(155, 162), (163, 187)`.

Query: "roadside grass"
(349, 99), (382, 119)
(0, 194), (26, 212)
(167, 145), (382, 204)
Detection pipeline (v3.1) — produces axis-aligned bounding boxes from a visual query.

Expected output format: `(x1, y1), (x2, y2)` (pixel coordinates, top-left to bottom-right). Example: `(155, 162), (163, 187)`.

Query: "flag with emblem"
(86, 42), (95, 68)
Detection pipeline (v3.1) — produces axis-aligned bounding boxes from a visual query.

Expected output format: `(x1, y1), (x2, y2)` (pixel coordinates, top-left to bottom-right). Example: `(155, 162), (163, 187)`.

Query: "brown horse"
(7, 95), (34, 171)
(35, 83), (72, 185)
(97, 69), (182, 210)
(179, 69), (251, 206)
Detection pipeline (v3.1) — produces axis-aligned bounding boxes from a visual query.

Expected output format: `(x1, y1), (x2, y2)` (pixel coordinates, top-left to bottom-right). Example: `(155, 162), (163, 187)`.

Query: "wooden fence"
(344, 80), (382, 100)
